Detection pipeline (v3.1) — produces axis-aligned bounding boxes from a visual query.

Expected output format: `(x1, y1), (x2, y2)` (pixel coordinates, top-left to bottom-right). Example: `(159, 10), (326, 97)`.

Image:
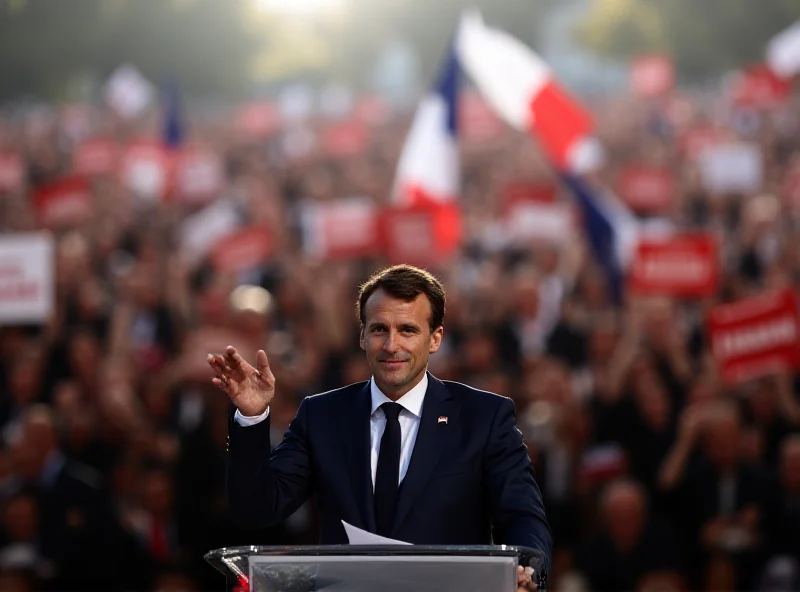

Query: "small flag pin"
(438, 416), (448, 424)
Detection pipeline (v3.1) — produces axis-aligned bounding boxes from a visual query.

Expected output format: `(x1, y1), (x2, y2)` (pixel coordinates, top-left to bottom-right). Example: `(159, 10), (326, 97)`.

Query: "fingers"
(516, 566), (534, 587)
(255, 350), (271, 379)
(225, 345), (249, 371)
(207, 354), (232, 378)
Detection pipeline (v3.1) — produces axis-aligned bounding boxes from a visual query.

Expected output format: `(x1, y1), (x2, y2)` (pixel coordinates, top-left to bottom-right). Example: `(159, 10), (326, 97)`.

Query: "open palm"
(208, 345), (275, 416)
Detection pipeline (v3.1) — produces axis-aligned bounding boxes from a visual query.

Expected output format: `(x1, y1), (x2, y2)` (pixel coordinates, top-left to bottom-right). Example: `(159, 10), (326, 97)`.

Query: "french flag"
(456, 11), (672, 302)
(388, 41), (461, 260)
(767, 20), (800, 80)
(392, 42), (460, 206)
(456, 9), (602, 173)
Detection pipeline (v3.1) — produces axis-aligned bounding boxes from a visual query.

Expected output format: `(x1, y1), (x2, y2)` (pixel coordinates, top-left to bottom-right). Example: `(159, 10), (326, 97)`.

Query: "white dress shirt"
(368, 373), (427, 489)
(234, 374), (429, 489)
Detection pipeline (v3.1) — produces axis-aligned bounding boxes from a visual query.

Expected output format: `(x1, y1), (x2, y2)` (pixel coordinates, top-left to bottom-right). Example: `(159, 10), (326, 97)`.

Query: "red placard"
(73, 138), (119, 177)
(303, 198), (380, 260)
(730, 64), (792, 109)
(172, 145), (224, 205)
(235, 102), (281, 139)
(321, 121), (368, 157)
(679, 126), (722, 160)
(210, 226), (273, 273)
(381, 201), (461, 265)
(119, 140), (172, 201)
(0, 152), (24, 193)
(630, 55), (675, 99)
(708, 289), (800, 385)
(629, 233), (718, 298)
(502, 182), (557, 208)
(33, 176), (93, 228)
(617, 166), (676, 213)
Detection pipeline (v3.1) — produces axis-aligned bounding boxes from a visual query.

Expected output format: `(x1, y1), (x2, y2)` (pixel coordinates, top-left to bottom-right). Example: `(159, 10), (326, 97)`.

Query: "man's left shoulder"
(437, 377), (513, 411)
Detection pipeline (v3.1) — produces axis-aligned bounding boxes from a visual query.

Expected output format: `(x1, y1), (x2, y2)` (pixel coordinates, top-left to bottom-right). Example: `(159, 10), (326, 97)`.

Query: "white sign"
(699, 143), (763, 194)
(505, 202), (574, 244)
(180, 200), (240, 266)
(0, 233), (54, 324)
(104, 65), (154, 118)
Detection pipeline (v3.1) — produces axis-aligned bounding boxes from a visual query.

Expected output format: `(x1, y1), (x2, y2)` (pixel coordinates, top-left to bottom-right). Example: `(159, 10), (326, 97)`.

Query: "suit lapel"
(340, 382), (376, 533)
(392, 374), (460, 534)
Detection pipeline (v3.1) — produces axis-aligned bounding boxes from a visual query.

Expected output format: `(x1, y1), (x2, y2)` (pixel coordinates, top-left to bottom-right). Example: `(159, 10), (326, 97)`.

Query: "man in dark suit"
(209, 265), (551, 590)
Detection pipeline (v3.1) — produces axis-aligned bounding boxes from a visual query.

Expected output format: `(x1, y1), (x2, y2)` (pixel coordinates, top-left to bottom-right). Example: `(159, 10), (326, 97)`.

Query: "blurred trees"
(5, 0), (797, 99)
(0, 0), (558, 100)
(0, 0), (260, 100)
(575, 0), (800, 80)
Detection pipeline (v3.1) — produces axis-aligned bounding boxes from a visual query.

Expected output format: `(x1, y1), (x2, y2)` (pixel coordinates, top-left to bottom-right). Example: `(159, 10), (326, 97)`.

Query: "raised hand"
(208, 346), (275, 416)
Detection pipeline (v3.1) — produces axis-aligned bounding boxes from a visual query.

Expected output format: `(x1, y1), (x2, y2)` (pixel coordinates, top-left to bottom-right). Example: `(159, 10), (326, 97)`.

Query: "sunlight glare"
(254, 0), (343, 16)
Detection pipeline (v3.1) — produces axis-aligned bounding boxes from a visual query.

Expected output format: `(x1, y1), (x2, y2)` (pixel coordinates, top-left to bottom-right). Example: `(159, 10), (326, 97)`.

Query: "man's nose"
(382, 330), (400, 353)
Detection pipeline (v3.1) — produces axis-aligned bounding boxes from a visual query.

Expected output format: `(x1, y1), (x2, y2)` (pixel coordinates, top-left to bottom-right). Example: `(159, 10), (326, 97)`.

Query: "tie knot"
(381, 402), (402, 421)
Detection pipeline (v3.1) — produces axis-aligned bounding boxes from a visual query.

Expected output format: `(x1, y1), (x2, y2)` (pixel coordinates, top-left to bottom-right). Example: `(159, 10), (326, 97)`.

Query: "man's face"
(360, 290), (442, 399)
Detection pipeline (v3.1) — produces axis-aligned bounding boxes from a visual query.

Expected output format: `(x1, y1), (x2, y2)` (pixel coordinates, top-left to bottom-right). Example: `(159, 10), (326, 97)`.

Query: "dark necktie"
(374, 402), (402, 537)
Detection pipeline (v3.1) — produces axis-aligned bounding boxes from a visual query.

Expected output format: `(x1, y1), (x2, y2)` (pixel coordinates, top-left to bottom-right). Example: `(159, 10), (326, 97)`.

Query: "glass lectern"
(205, 545), (548, 591)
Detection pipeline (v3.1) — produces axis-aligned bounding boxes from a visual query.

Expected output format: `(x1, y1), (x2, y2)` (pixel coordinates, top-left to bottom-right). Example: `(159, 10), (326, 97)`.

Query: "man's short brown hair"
(356, 264), (445, 332)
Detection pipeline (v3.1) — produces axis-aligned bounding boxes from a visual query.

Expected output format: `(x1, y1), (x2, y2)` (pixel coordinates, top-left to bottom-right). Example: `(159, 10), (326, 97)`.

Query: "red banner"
(630, 55), (675, 99)
(680, 127), (722, 160)
(708, 289), (800, 384)
(33, 176), (93, 228)
(730, 64), (792, 109)
(172, 145), (224, 205)
(210, 226), (273, 273)
(235, 102), (281, 138)
(302, 198), (380, 260)
(119, 140), (172, 201)
(502, 182), (557, 208)
(629, 234), (718, 298)
(0, 152), (24, 193)
(617, 166), (676, 213)
(73, 138), (119, 177)
(381, 201), (461, 265)
(321, 121), (368, 157)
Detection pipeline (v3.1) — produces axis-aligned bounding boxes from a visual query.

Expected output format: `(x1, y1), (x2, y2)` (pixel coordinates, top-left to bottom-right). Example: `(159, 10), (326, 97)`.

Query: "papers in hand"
(342, 521), (411, 545)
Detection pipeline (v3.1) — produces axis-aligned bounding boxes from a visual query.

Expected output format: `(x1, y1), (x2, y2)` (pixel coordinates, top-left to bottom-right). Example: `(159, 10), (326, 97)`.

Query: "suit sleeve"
(226, 397), (314, 529)
(484, 397), (552, 570)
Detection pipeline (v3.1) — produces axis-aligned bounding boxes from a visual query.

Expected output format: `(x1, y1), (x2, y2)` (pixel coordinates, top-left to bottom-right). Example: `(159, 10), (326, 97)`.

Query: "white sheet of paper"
(342, 521), (412, 545)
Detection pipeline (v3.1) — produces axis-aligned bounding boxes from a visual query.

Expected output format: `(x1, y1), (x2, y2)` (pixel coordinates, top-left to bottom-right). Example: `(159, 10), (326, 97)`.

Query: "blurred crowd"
(0, 87), (799, 592)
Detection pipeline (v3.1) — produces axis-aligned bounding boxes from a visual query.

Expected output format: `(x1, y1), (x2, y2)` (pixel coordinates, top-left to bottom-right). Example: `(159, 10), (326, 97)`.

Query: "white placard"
(699, 143), (763, 194)
(104, 65), (154, 119)
(505, 202), (574, 244)
(180, 200), (240, 265)
(0, 233), (54, 324)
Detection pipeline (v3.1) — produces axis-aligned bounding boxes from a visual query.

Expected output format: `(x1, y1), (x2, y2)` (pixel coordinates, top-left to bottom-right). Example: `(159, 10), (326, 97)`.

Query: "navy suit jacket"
(227, 373), (552, 566)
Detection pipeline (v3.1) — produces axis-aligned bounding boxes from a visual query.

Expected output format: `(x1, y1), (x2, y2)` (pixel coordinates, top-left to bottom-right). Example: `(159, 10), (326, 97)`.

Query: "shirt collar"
(370, 372), (428, 418)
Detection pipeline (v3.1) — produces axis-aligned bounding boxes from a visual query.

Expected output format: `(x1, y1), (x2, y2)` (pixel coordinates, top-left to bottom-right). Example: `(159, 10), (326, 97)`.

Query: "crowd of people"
(0, 85), (799, 592)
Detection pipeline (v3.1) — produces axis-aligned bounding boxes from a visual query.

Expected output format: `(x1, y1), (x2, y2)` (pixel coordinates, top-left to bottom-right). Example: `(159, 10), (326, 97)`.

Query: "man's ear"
(429, 326), (443, 354)
(359, 328), (366, 351)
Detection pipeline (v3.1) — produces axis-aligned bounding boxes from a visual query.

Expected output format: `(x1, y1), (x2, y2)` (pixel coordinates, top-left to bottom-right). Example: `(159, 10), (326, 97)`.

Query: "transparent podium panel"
(205, 545), (548, 592)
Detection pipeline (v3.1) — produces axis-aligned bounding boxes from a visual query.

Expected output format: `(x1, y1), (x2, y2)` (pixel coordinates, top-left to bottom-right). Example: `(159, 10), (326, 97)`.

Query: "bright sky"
(253, 0), (344, 17)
